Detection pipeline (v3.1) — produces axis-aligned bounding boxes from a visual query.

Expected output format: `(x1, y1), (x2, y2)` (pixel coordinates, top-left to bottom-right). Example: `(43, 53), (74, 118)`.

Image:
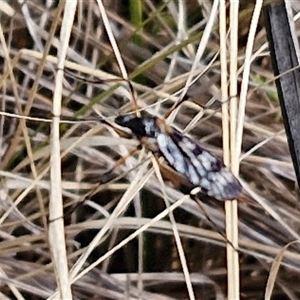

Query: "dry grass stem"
(1, 1), (300, 299)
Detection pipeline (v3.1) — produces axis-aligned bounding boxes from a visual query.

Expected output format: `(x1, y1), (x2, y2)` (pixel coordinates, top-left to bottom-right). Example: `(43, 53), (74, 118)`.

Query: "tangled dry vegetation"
(0, 1), (300, 299)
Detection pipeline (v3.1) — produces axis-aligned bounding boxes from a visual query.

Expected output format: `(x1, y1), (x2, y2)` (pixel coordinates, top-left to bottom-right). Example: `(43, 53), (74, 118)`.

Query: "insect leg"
(189, 189), (237, 251)
(154, 156), (238, 250)
(65, 145), (141, 216)
(99, 146), (141, 184)
(163, 95), (190, 120)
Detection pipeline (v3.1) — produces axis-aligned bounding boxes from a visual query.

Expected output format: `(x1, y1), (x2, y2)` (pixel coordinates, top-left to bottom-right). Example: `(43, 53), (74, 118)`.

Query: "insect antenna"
(63, 68), (141, 117)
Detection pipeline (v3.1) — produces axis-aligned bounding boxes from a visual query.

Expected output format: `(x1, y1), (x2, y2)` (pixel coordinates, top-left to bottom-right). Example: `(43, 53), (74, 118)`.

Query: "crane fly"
(62, 72), (244, 251)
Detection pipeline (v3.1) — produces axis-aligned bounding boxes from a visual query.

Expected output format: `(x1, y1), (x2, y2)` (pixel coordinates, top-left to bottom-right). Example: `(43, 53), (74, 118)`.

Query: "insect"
(103, 114), (242, 201)
(96, 77), (243, 202)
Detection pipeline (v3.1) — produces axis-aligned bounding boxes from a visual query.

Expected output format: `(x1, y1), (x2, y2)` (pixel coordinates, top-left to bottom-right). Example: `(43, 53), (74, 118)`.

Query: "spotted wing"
(156, 129), (242, 201)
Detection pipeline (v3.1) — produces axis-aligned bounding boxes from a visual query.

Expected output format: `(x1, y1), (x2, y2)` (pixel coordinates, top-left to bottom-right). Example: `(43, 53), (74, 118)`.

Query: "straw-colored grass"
(1, 1), (300, 299)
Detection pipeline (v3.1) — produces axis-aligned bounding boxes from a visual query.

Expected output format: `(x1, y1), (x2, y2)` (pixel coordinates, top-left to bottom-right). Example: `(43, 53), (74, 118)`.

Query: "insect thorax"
(115, 115), (160, 138)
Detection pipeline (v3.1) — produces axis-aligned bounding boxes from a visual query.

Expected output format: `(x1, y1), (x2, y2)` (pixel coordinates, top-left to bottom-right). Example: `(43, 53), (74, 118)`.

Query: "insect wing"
(156, 133), (200, 183)
(157, 129), (242, 201)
